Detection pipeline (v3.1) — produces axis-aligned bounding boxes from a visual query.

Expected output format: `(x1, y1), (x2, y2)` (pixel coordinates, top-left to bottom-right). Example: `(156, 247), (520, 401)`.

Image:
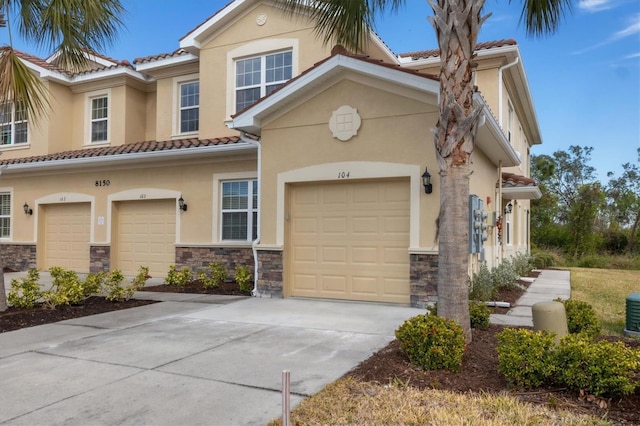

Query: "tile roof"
(502, 172), (537, 188)
(133, 49), (193, 65)
(13, 49), (134, 76)
(0, 136), (243, 166)
(399, 39), (517, 60)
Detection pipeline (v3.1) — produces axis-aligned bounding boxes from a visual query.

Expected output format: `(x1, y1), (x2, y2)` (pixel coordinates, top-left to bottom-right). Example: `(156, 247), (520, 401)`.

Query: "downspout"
(498, 57), (519, 129)
(239, 131), (261, 297)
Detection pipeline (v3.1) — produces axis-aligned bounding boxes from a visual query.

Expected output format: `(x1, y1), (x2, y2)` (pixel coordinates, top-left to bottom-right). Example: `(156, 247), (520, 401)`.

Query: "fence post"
(282, 370), (290, 426)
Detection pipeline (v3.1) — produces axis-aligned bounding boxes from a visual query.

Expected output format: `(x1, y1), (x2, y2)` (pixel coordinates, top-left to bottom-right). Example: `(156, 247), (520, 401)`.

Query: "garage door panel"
(290, 180), (409, 303)
(116, 200), (175, 277)
(44, 203), (91, 273)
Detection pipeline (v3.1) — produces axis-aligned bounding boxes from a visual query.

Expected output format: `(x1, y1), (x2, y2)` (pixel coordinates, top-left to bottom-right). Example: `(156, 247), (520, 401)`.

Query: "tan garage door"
(290, 179), (410, 304)
(44, 203), (91, 272)
(116, 199), (175, 277)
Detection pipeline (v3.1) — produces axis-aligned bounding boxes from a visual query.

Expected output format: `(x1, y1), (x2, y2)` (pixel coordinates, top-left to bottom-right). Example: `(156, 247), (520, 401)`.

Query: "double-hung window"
(180, 81), (199, 133)
(1, 102), (28, 146)
(221, 180), (257, 241)
(236, 50), (292, 112)
(90, 96), (109, 142)
(0, 193), (10, 238)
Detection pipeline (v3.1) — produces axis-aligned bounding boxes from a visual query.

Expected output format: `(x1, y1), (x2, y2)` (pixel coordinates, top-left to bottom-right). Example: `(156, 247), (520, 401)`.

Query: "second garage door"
(289, 179), (410, 304)
(44, 203), (91, 272)
(115, 199), (176, 277)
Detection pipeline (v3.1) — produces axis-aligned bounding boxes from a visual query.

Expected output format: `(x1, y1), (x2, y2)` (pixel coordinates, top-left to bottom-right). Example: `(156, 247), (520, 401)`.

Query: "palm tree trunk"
(429, 0), (487, 342)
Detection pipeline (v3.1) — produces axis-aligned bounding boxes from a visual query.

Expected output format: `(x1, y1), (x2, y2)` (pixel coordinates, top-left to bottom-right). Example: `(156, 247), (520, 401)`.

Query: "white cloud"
(573, 14), (640, 54)
(625, 52), (640, 59)
(578, 0), (616, 12)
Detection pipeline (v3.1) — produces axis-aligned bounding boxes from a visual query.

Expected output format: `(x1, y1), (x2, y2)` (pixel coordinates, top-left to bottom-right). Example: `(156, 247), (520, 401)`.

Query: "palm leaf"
(513, 0), (572, 37)
(0, 46), (50, 121)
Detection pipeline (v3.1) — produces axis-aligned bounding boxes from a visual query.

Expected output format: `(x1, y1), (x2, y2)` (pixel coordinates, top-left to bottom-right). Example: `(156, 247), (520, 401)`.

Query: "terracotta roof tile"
(12, 49), (65, 73)
(502, 172), (537, 188)
(399, 39), (517, 60)
(0, 136), (243, 166)
(13, 49), (134, 76)
(133, 49), (192, 65)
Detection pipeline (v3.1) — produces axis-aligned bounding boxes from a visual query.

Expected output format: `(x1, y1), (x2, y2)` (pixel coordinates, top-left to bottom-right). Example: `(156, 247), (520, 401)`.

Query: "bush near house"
(468, 253), (533, 302)
(555, 298), (601, 339)
(234, 265), (252, 293)
(165, 265), (192, 287)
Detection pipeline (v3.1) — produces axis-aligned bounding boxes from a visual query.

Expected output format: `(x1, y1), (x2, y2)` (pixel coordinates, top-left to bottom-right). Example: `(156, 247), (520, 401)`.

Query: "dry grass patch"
(269, 378), (608, 426)
(568, 267), (639, 335)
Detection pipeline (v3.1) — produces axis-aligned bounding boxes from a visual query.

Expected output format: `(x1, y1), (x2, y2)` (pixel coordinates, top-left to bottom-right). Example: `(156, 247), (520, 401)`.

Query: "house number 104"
(337, 171), (350, 179)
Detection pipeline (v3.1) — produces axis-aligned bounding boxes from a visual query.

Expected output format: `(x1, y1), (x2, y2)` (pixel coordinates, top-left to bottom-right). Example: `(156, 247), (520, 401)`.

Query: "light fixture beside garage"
(23, 202), (33, 215)
(178, 196), (188, 212)
(504, 202), (513, 215)
(421, 167), (433, 194)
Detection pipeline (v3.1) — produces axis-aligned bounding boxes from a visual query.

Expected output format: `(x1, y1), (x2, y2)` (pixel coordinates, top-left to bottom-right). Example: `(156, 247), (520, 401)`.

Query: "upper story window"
(507, 100), (514, 142)
(90, 96), (109, 142)
(180, 81), (199, 133)
(0, 193), (10, 238)
(0, 102), (28, 146)
(221, 180), (257, 241)
(235, 50), (292, 112)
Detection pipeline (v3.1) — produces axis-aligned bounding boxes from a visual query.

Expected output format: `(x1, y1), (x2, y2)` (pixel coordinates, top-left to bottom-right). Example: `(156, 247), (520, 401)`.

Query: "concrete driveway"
(0, 296), (423, 425)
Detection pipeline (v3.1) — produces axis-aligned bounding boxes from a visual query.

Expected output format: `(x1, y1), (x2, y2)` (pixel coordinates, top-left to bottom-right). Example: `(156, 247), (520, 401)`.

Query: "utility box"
(624, 292), (640, 338)
(532, 301), (568, 346)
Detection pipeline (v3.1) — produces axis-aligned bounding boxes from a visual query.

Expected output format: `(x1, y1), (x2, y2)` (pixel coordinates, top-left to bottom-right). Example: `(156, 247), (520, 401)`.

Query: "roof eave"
(134, 53), (200, 73)
(502, 185), (542, 200)
(474, 92), (521, 167)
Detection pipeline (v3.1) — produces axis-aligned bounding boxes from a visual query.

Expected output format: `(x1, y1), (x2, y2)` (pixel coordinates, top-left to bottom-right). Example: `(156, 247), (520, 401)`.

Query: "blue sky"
(3, 0), (639, 181)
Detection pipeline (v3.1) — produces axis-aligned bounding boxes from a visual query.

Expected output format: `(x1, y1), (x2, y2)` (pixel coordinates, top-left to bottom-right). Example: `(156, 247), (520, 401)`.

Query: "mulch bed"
(139, 279), (251, 296)
(0, 297), (157, 333)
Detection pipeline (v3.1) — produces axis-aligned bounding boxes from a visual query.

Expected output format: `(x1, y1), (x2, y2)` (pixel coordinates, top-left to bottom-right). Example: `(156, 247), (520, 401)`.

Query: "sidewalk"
(490, 269), (571, 327)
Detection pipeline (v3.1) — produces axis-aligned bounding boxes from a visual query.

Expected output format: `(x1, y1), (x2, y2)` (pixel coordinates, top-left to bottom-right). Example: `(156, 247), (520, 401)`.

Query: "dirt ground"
(1, 275), (638, 424)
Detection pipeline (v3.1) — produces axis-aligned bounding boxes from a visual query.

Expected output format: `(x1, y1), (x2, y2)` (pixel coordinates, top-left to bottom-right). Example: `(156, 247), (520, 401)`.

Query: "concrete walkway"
(490, 269), (571, 327)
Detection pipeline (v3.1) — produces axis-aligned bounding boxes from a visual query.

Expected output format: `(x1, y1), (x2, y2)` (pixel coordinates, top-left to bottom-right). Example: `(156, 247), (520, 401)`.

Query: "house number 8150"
(95, 180), (111, 187)
(337, 172), (350, 179)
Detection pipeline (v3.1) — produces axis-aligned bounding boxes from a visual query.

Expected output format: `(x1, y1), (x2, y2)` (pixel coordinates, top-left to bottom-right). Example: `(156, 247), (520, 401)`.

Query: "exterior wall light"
(504, 202), (513, 215)
(178, 196), (188, 212)
(23, 202), (33, 215)
(422, 167), (433, 194)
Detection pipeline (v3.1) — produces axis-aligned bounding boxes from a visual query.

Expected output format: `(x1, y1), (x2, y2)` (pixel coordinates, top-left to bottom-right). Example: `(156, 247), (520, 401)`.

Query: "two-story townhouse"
(1, 0), (540, 308)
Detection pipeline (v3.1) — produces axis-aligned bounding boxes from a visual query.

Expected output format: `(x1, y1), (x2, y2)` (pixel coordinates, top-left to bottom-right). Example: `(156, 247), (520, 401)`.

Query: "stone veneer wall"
(256, 250), (283, 297)
(90, 246), (111, 273)
(410, 253), (438, 308)
(175, 246), (254, 278)
(0, 244), (37, 271)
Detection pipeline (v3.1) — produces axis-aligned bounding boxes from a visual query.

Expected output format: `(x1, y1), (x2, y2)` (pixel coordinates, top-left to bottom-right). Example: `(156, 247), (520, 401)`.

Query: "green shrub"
(497, 328), (557, 388)
(235, 265), (252, 293)
(7, 269), (42, 308)
(573, 255), (610, 269)
(510, 252), (533, 277)
(491, 259), (520, 290)
(468, 262), (495, 301)
(395, 314), (466, 372)
(199, 262), (227, 289)
(83, 272), (107, 297)
(105, 267), (149, 302)
(165, 265), (192, 287)
(556, 298), (601, 338)
(469, 301), (490, 329)
(46, 266), (83, 306)
(554, 334), (640, 397)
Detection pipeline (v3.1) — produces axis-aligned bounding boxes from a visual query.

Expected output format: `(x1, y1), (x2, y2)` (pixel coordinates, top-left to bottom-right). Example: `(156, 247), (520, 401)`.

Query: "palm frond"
(514, 0), (572, 37)
(275, 0), (404, 53)
(0, 46), (50, 121)
(12, 0), (125, 70)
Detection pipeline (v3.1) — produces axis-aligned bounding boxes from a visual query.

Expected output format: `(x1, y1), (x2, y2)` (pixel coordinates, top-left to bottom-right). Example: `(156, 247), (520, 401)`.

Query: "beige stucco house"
(0, 0), (541, 307)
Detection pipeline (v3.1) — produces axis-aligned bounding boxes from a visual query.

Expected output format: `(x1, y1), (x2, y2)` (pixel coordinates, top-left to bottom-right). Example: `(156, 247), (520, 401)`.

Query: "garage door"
(116, 199), (175, 277)
(290, 179), (410, 303)
(44, 203), (91, 272)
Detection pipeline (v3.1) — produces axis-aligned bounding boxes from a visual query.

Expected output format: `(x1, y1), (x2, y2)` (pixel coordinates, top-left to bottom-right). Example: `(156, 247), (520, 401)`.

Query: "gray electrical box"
(469, 195), (488, 255)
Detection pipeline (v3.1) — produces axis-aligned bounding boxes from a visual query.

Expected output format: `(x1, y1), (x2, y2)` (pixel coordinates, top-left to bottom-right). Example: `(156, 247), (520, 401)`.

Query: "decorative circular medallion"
(329, 105), (361, 141)
(256, 14), (267, 26)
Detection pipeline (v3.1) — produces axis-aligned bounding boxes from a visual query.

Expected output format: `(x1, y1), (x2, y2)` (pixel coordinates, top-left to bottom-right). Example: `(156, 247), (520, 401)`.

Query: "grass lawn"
(568, 267), (640, 335)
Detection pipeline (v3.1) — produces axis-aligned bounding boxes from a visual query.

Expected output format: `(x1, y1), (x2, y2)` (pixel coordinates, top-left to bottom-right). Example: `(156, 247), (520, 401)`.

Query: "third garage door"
(290, 179), (410, 304)
(116, 199), (175, 277)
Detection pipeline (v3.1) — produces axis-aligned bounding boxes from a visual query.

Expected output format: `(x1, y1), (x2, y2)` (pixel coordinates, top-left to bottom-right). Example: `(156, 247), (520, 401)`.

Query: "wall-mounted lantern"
(178, 196), (188, 212)
(422, 167), (433, 194)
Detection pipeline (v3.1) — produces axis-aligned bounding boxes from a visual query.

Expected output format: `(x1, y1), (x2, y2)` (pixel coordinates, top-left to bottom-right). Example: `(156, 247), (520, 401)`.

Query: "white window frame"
(1, 102), (28, 147)
(235, 50), (293, 113)
(172, 74), (199, 137)
(0, 189), (13, 240)
(220, 179), (258, 242)
(226, 39), (298, 120)
(85, 89), (111, 145)
(507, 100), (514, 142)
